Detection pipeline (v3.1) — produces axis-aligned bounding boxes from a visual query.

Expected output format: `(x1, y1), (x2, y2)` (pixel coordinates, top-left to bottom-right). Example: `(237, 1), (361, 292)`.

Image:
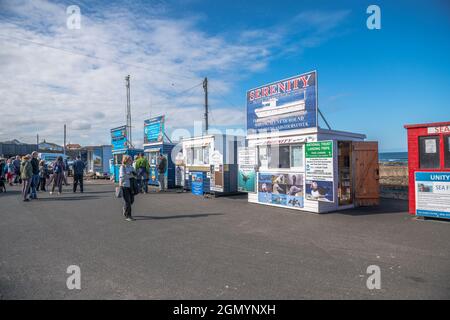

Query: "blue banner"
(247, 71), (317, 134)
(111, 126), (128, 152)
(144, 116), (165, 144)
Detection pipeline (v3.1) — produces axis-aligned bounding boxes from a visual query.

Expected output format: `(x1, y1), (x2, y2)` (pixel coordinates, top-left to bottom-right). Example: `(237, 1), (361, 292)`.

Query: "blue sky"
(1, 0), (449, 151)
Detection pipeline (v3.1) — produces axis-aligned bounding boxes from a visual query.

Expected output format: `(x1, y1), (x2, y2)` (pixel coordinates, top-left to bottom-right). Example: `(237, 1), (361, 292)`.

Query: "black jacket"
(30, 158), (39, 175)
(72, 160), (85, 176)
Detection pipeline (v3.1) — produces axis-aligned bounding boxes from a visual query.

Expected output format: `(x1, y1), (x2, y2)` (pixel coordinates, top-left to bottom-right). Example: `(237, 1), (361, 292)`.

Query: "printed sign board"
(238, 147), (257, 193)
(258, 173), (304, 209)
(144, 116), (165, 144)
(415, 172), (450, 219)
(247, 71), (317, 134)
(111, 126), (128, 152)
(305, 141), (334, 202)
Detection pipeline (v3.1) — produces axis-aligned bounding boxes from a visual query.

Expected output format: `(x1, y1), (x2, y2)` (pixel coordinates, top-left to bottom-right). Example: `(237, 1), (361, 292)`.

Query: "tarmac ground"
(0, 180), (449, 299)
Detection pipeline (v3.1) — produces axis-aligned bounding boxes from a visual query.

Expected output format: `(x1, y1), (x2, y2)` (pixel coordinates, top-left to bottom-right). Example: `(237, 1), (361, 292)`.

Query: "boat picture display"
(247, 70), (317, 134)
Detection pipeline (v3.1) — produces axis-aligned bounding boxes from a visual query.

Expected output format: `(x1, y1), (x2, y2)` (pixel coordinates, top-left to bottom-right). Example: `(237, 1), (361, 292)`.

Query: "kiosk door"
(352, 141), (380, 206)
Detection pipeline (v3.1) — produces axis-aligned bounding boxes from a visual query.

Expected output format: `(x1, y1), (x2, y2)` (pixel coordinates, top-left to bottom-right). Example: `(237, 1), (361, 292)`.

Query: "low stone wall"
(379, 164), (409, 200)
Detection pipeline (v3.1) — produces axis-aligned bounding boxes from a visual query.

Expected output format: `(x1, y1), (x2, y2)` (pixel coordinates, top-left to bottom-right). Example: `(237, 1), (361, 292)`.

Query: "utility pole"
(36, 134), (39, 147)
(203, 77), (208, 135)
(125, 75), (132, 148)
(63, 124), (66, 156)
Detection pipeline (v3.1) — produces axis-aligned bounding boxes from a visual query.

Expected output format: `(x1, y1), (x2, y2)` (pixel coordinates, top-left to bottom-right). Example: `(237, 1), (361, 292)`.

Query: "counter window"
(445, 135), (450, 168)
(419, 136), (440, 169)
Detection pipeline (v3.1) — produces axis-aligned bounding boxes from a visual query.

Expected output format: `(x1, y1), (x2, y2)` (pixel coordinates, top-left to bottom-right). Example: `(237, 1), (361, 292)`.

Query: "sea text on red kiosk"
(427, 126), (450, 134)
(248, 74), (312, 101)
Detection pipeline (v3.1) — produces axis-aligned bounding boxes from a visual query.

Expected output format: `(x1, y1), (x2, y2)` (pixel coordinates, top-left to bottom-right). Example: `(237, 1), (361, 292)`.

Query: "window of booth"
(258, 144), (304, 170)
(187, 145), (210, 166)
(114, 154), (123, 165)
(290, 145), (304, 168)
(419, 136), (440, 169)
(258, 146), (269, 169)
(202, 146), (210, 165)
(186, 148), (194, 165)
(445, 135), (450, 168)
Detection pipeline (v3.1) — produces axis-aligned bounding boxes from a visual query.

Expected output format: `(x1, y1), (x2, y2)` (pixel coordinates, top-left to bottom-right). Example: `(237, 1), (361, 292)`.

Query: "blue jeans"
(30, 174), (39, 198)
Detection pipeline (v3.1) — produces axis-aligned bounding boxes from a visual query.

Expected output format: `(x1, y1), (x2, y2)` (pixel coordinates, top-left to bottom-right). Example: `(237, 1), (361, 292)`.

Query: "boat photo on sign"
(247, 70), (317, 134)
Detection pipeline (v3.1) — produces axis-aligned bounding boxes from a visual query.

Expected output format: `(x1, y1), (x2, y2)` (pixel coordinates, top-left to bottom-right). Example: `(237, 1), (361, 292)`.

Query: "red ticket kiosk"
(404, 122), (450, 219)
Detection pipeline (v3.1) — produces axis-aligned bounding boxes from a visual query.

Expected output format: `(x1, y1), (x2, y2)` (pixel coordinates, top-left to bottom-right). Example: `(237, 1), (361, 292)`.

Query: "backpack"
(54, 162), (62, 174)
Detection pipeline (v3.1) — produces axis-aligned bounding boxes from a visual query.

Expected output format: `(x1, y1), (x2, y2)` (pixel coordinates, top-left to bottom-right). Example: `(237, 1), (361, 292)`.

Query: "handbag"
(115, 186), (122, 198)
(130, 177), (139, 195)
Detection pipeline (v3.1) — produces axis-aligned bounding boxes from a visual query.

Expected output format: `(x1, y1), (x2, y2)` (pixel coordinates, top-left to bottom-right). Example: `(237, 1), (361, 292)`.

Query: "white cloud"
(0, 1), (350, 146)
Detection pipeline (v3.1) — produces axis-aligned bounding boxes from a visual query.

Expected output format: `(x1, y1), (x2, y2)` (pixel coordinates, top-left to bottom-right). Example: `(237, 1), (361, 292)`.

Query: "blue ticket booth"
(112, 149), (143, 183)
(144, 143), (176, 189)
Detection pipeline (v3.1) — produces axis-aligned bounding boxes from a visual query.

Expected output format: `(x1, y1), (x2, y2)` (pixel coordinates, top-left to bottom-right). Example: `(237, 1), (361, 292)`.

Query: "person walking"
(50, 156), (65, 195)
(0, 158), (6, 193)
(30, 151), (40, 199)
(6, 158), (15, 186)
(38, 160), (48, 192)
(119, 155), (136, 222)
(135, 153), (150, 193)
(20, 155), (33, 202)
(13, 155), (21, 184)
(63, 158), (70, 186)
(72, 156), (85, 193)
(157, 153), (167, 192)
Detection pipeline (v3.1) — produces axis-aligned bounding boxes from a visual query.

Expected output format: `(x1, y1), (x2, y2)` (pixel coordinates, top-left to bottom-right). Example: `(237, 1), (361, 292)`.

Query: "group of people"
(0, 152), (86, 201)
(118, 153), (167, 222)
(2, 151), (168, 223)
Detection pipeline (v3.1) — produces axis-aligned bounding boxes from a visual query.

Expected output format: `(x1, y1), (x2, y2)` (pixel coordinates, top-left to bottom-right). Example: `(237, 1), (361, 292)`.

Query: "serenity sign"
(247, 70), (318, 134)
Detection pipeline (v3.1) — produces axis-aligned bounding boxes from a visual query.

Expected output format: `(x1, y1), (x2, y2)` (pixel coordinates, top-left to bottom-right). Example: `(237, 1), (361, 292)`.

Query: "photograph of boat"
(255, 97), (306, 119)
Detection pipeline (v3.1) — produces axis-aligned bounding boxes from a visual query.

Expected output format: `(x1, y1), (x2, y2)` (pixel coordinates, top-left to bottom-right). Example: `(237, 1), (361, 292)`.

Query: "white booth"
(181, 134), (245, 195)
(241, 70), (379, 213)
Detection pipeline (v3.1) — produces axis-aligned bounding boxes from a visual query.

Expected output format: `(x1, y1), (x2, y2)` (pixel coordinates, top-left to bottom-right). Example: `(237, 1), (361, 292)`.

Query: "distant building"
(0, 139), (38, 158)
(38, 140), (64, 152)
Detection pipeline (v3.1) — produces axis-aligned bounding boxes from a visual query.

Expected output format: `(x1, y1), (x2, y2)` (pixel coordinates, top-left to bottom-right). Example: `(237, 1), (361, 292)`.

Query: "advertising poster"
(415, 172), (450, 219)
(191, 172), (204, 196)
(93, 147), (102, 172)
(258, 173), (304, 208)
(144, 115), (165, 144)
(111, 126), (128, 152)
(238, 147), (257, 193)
(247, 71), (317, 134)
(305, 141), (334, 202)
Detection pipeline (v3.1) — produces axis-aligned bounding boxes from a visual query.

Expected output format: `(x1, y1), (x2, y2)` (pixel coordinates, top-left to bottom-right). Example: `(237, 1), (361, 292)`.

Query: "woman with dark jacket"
(50, 156), (65, 195)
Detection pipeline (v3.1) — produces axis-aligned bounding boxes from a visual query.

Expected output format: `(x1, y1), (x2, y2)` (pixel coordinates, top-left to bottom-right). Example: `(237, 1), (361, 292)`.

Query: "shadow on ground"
(329, 198), (409, 216)
(133, 213), (223, 220)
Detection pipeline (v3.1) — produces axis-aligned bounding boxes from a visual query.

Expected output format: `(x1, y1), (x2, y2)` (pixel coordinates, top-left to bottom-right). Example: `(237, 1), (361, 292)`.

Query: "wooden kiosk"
(241, 71), (379, 213)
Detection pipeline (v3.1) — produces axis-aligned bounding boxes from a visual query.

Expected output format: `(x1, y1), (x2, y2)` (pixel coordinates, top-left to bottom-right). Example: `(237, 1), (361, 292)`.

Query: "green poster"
(305, 141), (333, 158)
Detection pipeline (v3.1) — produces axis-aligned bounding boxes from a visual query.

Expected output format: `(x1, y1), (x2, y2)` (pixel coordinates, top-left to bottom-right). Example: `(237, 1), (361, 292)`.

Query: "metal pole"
(203, 77), (208, 135)
(318, 108), (332, 130)
(63, 124), (66, 156)
(125, 75), (132, 148)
